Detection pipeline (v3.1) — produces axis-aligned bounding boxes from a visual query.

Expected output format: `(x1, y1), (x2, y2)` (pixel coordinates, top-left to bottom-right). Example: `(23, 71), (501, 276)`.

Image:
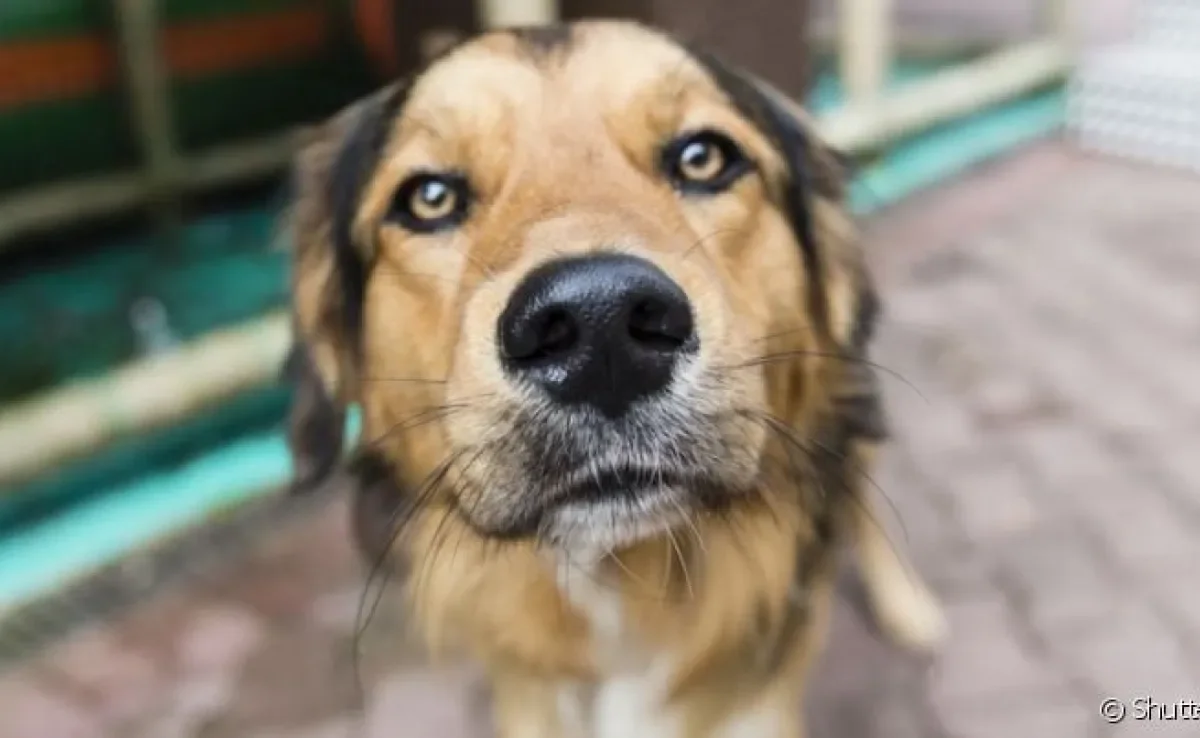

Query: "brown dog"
(284, 20), (944, 737)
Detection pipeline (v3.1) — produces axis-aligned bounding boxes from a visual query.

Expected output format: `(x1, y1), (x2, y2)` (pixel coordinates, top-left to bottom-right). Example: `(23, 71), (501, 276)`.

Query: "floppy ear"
(284, 83), (408, 492)
(690, 50), (879, 354)
(283, 338), (347, 492)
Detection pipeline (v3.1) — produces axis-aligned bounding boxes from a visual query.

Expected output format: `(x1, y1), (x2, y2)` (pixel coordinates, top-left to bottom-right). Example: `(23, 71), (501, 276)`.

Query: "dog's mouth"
(536, 463), (713, 550)
(553, 465), (690, 505)
(453, 369), (763, 547)
(468, 434), (745, 548)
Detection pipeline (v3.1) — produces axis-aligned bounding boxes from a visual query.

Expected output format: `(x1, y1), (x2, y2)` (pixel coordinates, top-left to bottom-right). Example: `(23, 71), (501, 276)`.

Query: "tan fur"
(287, 20), (943, 737)
(850, 445), (948, 651)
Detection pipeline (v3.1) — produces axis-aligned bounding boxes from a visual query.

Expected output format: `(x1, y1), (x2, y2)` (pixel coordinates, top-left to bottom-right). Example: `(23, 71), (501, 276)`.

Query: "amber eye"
(679, 139), (725, 181)
(389, 172), (471, 233)
(662, 129), (752, 194)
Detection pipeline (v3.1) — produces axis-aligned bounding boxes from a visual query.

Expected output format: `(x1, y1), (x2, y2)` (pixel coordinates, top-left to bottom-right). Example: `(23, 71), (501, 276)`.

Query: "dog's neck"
(397, 485), (811, 687)
(542, 521), (741, 674)
(548, 545), (637, 670)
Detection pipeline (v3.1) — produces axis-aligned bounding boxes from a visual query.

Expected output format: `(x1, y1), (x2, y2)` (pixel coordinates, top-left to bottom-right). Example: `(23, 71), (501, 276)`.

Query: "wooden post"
(1042, 0), (1073, 45)
(477, 0), (558, 27)
(839, 0), (893, 104)
(112, 0), (184, 232)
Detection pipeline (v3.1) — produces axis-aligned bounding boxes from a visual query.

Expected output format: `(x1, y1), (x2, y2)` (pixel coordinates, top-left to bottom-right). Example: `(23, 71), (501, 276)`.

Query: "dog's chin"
(460, 465), (744, 551)
(540, 483), (693, 554)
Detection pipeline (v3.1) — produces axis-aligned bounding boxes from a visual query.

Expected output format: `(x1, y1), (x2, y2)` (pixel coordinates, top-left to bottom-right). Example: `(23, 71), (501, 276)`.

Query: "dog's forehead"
(401, 22), (718, 134)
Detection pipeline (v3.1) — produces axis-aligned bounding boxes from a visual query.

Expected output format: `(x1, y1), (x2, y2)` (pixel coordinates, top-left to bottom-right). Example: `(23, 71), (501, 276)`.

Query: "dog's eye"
(662, 130), (751, 194)
(389, 172), (471, 232)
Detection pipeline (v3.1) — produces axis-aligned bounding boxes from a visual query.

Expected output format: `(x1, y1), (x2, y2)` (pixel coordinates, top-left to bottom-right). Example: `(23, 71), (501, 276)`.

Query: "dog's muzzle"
(474, 252), (738, 545)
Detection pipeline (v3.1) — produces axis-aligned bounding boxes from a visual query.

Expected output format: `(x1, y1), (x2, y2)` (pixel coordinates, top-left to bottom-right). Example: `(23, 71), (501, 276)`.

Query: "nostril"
(628, 296), (693, 351)
(535, 309), (578, 357)
(503, 307), (580, 364)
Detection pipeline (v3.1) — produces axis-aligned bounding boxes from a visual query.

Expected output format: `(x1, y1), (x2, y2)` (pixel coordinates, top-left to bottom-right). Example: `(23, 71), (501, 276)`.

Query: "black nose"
(498, 253), (697, 418)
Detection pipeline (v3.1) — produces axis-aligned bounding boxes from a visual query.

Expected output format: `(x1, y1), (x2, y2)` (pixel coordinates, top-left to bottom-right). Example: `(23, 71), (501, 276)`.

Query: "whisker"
(658, 529), (673, 593)
(414, 505), (459, 621)
(742, 408), (913, 559)
(674, 496), (708, 558)
(750, 325), (819, 345)
(443, 444), (496, 571)
(372, 264), (460, 285)
(347, 407), (486, 681)
(721, 349), (927, 402)
(350, 446), (472, 701)
(409, 449), (483, 617)
(805, 436), (910, 551)
(465, 251), (496, 281)
(604, 546), (662, 599)
(359, 376), (449, 385)
(353, 409), (460, 457)
(738, 410), (829, 516)
(353, 400), (480, 455)
(678, 227), (741, 262)
(665, 524), (694, 601)
(648, 465), (699, 599)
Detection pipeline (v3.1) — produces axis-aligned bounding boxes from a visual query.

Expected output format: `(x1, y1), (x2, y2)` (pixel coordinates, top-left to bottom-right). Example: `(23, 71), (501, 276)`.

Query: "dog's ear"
(285, 83), (408, 492)
(690, 51), (879, 354)
(283, 339), (347, 492)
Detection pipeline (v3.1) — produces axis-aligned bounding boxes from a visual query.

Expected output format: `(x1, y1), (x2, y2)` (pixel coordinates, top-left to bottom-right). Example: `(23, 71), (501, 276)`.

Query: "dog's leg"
(491, 671), (587, 738)
(850, 441), (947, 652)
(710, 689), (804, 738)
(669, 569), (837, 738)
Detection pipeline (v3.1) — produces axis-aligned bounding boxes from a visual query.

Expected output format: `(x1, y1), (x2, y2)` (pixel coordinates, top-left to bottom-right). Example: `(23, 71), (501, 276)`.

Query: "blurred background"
(0, 0), (1196, 736)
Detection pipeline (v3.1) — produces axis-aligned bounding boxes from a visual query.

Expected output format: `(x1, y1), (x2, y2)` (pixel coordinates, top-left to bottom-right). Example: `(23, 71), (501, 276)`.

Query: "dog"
(283, 19), (945, 738)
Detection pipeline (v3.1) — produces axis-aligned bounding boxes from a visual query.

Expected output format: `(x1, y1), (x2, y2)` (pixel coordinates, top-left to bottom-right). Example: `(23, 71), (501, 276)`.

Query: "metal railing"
(0, 0), (302, 249)
(821, 0), (1072, 152)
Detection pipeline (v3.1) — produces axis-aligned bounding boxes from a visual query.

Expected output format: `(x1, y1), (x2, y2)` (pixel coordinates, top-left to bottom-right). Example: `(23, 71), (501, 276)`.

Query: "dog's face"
(288, 21), (874, 553)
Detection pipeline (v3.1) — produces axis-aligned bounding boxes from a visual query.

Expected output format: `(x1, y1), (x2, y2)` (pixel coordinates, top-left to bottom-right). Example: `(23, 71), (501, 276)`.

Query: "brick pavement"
(2, 141), (1199, 737)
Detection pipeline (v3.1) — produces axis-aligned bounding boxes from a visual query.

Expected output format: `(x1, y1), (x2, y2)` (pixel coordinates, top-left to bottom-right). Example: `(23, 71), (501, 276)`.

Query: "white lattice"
(1067, 1), (1200, 172)
(1139, 0), (1200, 48)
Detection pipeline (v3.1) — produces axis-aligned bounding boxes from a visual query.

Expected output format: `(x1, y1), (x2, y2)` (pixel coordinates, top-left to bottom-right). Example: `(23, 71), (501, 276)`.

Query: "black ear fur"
(284, 337), (347, 494)
(283, 83), (408, 494)
(346, 451), (411, 571)
(688, 47), (879, 352)
(327, 81), (411, 356)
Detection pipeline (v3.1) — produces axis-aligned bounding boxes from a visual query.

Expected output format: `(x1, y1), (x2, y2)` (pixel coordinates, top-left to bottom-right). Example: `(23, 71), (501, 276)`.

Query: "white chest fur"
(552, 552), (682, 738)
(549, 552), (792, 738)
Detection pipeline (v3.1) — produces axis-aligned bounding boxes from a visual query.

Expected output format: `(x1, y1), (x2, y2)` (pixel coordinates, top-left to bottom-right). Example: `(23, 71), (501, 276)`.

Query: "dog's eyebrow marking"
(507, 23), (575, 59)
(328, 82), (410, 351)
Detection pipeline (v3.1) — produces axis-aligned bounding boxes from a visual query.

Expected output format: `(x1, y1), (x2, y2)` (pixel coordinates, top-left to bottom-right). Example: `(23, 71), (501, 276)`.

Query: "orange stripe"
(163, 8), (328, 78)
(0, 7), (329, 110)
(353, 0), (401, 76)
(0, 38), (118, 109)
